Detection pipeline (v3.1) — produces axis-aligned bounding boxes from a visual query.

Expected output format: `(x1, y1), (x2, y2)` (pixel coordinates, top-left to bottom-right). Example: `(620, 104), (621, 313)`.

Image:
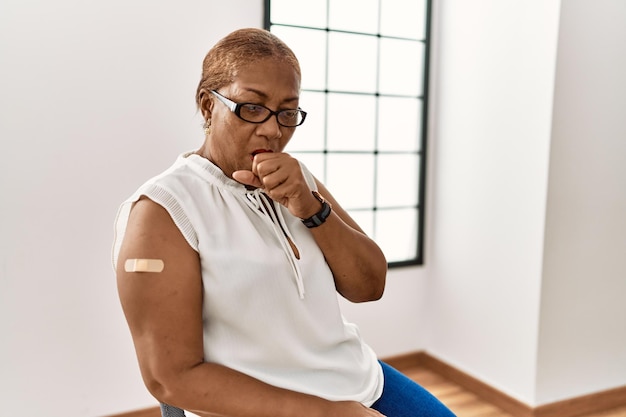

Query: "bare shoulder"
(121, 196), (193, 254)
(115, 196), (200, 291)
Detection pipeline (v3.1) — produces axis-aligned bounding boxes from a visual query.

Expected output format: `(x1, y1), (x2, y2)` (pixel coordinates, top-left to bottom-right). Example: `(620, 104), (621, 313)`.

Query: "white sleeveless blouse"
(112, 152), (383, 406)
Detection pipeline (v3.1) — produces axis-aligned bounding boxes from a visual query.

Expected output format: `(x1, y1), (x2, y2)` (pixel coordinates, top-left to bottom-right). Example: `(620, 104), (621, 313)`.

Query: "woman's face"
(204, 57), (301, 179)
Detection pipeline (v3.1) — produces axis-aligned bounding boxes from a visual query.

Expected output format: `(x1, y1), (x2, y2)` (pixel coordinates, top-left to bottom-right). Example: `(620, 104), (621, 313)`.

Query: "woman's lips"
(251, 149), (273, 159)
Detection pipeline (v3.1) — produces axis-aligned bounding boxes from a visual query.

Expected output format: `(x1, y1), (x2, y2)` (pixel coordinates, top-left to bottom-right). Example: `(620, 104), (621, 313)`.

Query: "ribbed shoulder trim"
(111, 181), (199, 270)
(140, 183), (199, 252)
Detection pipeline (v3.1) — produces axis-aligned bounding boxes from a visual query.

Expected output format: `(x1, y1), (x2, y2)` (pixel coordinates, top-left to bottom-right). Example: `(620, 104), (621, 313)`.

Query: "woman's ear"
(198, 88), (213, 120)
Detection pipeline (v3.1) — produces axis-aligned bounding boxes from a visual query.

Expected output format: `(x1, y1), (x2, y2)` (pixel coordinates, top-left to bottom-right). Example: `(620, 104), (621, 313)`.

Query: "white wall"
(339, 266), (430, 358)
(429, 0), (626, 407)
(426, 0), (561, 404)
(0, 1), (428, 416)
(536, 0), (626, 404)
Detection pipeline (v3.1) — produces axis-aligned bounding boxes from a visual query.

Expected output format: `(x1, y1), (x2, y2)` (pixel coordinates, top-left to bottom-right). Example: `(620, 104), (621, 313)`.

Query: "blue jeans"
(371, 361), (457, 417)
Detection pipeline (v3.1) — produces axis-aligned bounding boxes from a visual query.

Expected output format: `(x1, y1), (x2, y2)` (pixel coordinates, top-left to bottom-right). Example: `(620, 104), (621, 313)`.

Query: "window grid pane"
(266, 0), (431, 266)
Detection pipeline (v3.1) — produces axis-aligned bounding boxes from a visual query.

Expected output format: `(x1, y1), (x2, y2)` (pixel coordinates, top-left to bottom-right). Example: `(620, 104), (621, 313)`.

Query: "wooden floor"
(406, 365), (626, 417)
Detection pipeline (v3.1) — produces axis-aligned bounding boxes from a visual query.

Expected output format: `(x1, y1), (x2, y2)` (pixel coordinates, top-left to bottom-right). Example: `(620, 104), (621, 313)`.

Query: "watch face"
(311, 190), (324, 204)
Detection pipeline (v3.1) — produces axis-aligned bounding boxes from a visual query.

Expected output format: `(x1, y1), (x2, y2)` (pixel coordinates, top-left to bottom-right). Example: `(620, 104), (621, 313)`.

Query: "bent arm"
(307, 180), (387, 302)
(116, 197), (381, 417)
(233, 152), (387, 303)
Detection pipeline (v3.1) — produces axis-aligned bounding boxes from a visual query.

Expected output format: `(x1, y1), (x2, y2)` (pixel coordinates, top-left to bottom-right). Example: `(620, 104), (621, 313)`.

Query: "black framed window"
(265, 0), (431, 266)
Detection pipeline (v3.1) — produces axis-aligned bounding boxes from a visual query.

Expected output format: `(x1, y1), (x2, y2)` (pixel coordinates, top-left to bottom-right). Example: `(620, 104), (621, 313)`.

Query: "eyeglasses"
(211, 90), (307, 127)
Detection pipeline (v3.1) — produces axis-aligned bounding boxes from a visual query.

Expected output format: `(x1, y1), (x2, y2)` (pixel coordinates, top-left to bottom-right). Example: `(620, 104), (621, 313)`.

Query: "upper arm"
(116, 197), (204, 390)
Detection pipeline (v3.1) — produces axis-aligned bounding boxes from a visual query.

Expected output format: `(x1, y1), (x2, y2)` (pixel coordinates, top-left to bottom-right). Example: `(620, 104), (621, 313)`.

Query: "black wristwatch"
(301, 191), (332, 228)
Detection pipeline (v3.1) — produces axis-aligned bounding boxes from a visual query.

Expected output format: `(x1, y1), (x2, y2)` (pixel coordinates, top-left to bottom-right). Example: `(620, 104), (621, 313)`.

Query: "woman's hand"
(232, 152), (321, 219)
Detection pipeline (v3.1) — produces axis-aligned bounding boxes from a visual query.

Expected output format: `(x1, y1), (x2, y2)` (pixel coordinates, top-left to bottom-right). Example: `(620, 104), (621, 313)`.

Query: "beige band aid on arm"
(124, 259), (165, 273)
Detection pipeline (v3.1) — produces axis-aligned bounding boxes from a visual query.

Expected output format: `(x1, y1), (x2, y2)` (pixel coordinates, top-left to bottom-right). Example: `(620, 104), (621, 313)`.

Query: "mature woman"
(113, 28), (455, 417)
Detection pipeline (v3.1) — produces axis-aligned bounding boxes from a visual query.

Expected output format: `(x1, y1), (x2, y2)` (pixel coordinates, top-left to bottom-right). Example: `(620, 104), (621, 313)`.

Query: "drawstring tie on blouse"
(243, 188), (305, 299)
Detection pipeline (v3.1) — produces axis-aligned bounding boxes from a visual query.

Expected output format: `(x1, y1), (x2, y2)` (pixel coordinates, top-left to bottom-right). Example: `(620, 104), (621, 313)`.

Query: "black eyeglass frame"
(210, 90), (307, 127)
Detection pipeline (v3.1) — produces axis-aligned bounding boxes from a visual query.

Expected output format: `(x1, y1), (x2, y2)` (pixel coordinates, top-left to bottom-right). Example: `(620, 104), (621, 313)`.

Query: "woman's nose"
(255, 114), (283, 140)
